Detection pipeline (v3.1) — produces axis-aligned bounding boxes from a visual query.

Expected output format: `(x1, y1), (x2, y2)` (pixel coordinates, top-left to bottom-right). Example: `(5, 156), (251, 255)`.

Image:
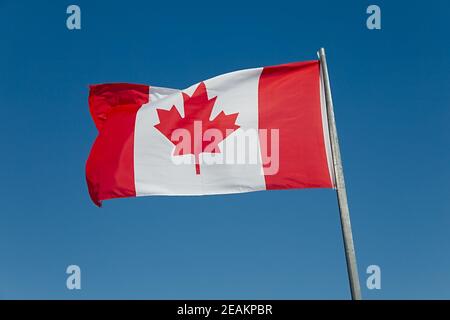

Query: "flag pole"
(318, 48), (362, 300)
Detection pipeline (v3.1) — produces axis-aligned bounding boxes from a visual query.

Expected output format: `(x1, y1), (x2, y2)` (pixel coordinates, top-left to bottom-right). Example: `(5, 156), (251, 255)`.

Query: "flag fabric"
(86, 60), (335, 206)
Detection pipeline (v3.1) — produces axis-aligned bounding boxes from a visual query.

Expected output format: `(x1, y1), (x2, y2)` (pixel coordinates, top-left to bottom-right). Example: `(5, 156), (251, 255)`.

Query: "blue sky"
(0, 0), (449, 299)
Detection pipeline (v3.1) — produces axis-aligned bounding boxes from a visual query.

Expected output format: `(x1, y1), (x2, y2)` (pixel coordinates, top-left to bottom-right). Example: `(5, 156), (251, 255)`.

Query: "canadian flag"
(86, 60), (335, 206)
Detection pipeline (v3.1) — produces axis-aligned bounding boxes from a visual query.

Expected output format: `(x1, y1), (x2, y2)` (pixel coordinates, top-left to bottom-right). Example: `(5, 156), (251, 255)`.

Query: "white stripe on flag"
(133, 67), (266, 196)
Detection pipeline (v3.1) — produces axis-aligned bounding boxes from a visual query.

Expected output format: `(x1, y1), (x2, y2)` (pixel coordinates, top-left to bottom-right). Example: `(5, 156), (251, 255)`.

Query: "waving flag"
(86, 60), (335, 206)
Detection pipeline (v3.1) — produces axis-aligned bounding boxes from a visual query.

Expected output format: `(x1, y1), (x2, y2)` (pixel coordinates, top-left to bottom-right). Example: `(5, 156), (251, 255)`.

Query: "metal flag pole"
(318, 48), (362, 300)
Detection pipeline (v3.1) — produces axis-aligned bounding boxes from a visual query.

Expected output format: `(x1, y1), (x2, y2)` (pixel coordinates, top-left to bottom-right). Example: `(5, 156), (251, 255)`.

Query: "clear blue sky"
(0, 0), (449, 299)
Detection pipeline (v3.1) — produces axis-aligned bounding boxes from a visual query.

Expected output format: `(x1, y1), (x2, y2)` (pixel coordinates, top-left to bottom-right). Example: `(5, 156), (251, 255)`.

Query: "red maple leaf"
(154, 82), (240, 174)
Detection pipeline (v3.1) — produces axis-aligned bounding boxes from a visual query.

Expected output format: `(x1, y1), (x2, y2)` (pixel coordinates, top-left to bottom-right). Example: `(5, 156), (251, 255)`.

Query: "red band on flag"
(86, 83), (149, 206)
(258, 61), (333, 189)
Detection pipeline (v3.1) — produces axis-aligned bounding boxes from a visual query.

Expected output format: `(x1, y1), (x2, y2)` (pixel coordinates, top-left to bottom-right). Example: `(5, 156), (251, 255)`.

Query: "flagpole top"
(318, 48), (326, 58)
